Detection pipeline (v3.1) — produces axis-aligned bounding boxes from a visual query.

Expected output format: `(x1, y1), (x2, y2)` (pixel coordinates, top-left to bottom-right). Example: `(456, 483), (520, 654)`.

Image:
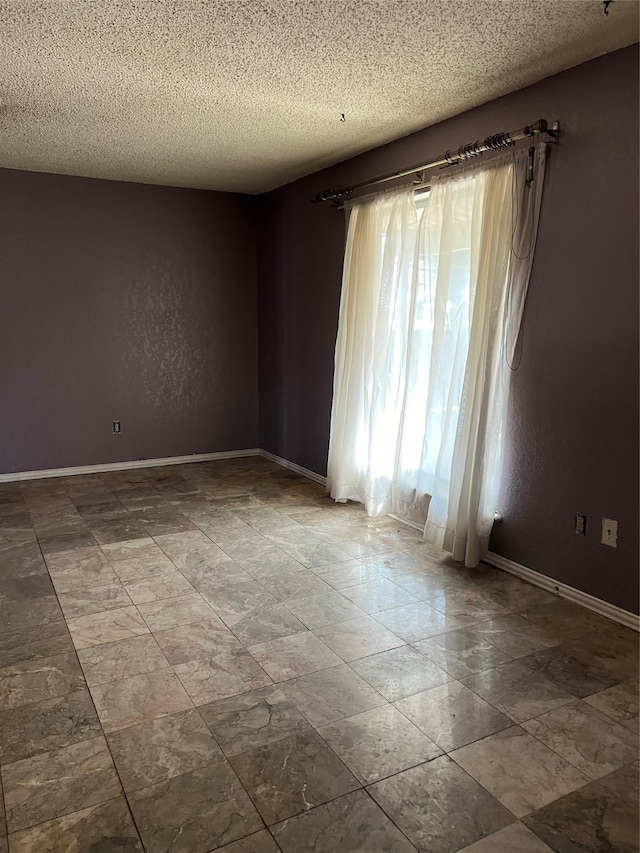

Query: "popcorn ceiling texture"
(0, 0), (637, 193)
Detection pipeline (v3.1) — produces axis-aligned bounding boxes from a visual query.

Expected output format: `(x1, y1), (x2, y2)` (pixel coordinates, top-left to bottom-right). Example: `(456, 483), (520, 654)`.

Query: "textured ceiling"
(1, 1), (638, 194)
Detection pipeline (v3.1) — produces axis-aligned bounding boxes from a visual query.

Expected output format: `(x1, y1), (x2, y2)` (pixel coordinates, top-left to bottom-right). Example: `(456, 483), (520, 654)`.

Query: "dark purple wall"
(0, 170), (259, 473)
(257, 45), (639, 612)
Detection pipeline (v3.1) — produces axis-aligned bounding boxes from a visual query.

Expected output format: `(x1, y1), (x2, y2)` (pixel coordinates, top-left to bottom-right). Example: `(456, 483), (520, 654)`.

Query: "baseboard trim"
(485, 551), (639, 632)
(0, 449), (261, 483)
(259, 449), (327, 487)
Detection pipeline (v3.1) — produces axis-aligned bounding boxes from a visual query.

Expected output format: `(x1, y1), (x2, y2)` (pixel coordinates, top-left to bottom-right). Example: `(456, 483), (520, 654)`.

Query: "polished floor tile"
(132, 508), (196, 538)
(341, 579), (419, 614)
(66, 605), (150, 650)
(556, 628), (639, 685)
(122, 571), (195, 605)
(153, 617), (242, 665)
(153, 530), (232, 571)
(0, 596), (65, 633)
(6, 797), (143, 853)
(128, 761), (263, 853)
(597, 759), (640, 809)
(0, 651), (85, 710)
(451, 727), (589, 818)
(585, 681), (639, 735)
(312, 559), (389, 589)
(280, 664), (385, 728)
(374, 602), (465, 643)
(203, 580), (278, 626)
(106, 708), (223, 792)
(522, 600), (616, 641)
(137, 593), (216, 632)
(0, 573), (54, 603)
(395, 681), (512, 751)
(462, 660), (575, 722)
(199, 685), (310, 757)
(110, 552), (178, 583)
(0, 689), (101, 764)
(90, 667), (192, 732)
(77, 634), (169, 687)
(259, 571), (333, 603)
(48, 561), (119, 593)
(101, 538), (164, 563)
(413, 628), (515, 679)
(268, 537), (352, 570)
(0, 619), (74, 669)
(521, 701), (638, 780)
(466, 614), (560, 657)
(318, 704), (441, 784)
(457, 821), (554, 852)
(46, 545), (109, 572)
(283, 590), (364, 629)
(56, 581), (133, 619)
(89, 518), (148, 546)
(314, 615), (404, 661)
(522, 780), (640, 852)
(2, 460), (636, 853)
(272, 789), (417, 852)
(183, 559), (255, 592)
(388, 569), (460, 600)
(368, 756), (514, 853)
(230, 729), (360, 824)
(0, 538), (45, 573)
(248, 631), (342, 682)
(174, 649), (272, 705)
(518, 646), (620, 698)
(351, 644), (451, 701)
(429, 590), (510, 624)
(484, 584), (558, 615)
(228, 604), (307, 646)
(38, 530), (98, 556)
(2, 736), (121, 831)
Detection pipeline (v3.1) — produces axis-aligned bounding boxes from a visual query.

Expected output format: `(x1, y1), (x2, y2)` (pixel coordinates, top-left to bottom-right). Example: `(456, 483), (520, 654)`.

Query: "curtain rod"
(311, 118), (559, 204)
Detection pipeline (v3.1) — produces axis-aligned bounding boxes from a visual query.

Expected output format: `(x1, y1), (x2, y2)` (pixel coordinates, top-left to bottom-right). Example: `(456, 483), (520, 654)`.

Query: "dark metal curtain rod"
(311, 118), (558, 204)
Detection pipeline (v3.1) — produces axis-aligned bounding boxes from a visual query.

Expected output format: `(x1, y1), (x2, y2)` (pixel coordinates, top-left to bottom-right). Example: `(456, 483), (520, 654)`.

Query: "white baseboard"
(259, 449), (327, 487)
(485, 551), (639, 633)
(0, 449), (260, 483)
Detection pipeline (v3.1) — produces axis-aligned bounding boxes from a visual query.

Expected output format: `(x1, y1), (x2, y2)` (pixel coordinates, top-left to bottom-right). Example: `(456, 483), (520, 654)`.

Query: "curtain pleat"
(327, 146), (547, 567)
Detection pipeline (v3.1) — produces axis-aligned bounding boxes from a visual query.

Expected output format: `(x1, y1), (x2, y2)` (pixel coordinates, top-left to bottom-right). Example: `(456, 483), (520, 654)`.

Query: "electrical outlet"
(575, 514), (586, 536)
(112, 421), (121, 434)
(601, 517), (617, 548)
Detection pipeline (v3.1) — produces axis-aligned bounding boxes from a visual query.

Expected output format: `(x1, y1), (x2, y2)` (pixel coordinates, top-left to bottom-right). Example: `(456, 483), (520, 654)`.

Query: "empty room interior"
(0, 2), (639, 852)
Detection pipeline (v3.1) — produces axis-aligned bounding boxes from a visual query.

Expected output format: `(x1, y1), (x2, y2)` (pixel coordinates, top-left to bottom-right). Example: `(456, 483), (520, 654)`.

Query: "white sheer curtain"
(327, 146), (546, 566)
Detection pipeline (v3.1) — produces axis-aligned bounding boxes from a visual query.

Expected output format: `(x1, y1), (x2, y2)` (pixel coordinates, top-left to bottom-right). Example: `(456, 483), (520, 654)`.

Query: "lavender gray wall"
(0, 169), (258, 473)
(257, 45), (639, 612)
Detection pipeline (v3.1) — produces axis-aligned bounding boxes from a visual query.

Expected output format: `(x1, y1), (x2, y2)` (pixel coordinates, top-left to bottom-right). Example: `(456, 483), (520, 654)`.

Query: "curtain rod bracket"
(526, 145), (535, 187)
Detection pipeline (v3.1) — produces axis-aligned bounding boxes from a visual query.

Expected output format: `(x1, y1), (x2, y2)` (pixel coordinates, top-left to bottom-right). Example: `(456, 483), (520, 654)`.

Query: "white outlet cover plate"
(601, 517), (618, 548)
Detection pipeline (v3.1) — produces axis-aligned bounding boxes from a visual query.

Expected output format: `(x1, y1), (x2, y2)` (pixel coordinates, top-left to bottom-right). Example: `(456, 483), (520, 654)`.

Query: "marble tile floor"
(0, 457), (638, 853)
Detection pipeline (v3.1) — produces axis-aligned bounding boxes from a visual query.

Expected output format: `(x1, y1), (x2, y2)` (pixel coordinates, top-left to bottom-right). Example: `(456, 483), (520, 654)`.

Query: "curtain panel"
(327, 145), (547, 567)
